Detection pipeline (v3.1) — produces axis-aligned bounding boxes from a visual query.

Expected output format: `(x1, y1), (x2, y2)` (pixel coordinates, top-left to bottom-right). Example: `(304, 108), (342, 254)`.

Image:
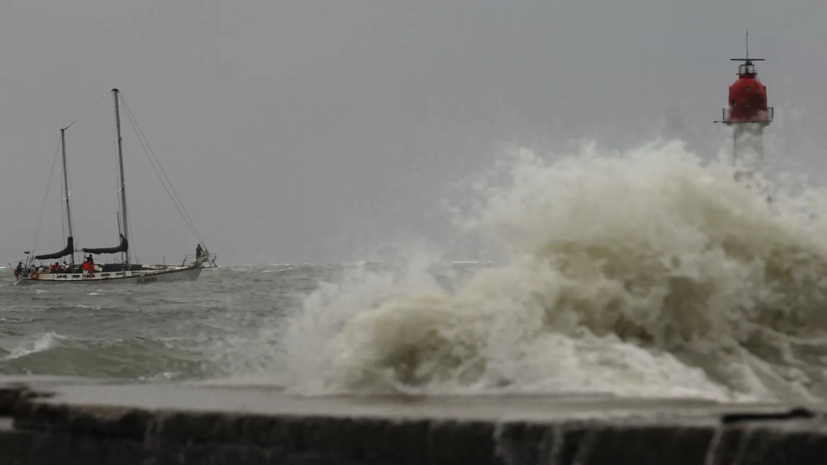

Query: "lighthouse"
(717, 32), (774, 199)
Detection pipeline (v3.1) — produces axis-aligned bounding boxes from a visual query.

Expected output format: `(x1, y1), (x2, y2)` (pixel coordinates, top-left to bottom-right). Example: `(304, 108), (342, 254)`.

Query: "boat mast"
(113, 88), (130, 265)
(60, 128), (74, 265)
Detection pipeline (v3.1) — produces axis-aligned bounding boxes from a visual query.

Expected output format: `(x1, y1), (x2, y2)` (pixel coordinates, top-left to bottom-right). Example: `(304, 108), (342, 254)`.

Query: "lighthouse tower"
(718, 32), (774, 197)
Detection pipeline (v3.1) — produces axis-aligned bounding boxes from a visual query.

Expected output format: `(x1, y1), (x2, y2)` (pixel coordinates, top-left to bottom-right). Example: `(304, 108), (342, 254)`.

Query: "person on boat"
(14, 262), (22, 278)
(196, 244), (203, 259)
(62, 261), (70, 272)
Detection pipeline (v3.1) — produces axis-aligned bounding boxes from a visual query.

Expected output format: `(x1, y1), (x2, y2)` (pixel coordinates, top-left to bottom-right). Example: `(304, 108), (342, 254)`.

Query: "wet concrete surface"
(1, 375), (827, 464)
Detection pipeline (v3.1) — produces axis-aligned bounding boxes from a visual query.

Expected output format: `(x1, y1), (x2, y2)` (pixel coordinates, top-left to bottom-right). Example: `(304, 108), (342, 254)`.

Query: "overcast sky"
(2, 1), (825, 265)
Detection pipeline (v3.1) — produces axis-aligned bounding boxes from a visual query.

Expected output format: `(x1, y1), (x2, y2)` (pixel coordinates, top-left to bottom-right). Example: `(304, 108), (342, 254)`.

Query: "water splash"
(279, 140), (827, 401)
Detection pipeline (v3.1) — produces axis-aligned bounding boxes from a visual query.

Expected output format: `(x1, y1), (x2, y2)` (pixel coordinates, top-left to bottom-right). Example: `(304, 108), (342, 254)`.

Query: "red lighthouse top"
(720, 32), (774, 125)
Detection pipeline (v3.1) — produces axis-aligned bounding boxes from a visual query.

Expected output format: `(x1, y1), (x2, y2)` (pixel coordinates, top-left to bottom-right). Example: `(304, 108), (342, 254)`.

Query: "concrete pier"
(2, 376), (827, 464)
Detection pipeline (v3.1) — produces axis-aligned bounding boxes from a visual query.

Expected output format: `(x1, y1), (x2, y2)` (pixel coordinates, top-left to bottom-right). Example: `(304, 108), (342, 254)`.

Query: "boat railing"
(178, 252), (218, 268)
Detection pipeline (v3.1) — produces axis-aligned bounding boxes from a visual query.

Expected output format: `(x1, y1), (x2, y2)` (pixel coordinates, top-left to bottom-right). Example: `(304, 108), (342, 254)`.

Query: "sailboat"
(11, 89), (216, 285)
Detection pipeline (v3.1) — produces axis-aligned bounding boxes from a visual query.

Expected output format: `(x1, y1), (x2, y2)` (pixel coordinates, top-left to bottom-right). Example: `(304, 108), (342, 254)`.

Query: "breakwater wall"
(1, 376), (826, 464)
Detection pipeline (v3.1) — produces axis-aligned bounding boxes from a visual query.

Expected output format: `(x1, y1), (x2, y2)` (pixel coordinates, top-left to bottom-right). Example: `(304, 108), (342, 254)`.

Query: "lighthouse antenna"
(730, 31), (763, 77)
(731, 31), (763, 63)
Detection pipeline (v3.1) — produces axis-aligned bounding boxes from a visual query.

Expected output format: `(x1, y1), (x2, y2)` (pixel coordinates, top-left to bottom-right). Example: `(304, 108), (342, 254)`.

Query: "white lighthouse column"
(732, 122), (767, 194)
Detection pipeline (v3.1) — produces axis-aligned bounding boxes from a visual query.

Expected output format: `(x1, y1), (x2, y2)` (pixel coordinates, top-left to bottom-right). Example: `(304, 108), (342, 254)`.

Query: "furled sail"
(35, 237), (74, 260)
(82, 234), (128, 255)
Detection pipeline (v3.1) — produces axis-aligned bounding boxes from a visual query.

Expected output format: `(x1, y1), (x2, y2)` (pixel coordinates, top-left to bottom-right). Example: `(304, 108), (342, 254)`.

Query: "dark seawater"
(0, 265), (341, 382)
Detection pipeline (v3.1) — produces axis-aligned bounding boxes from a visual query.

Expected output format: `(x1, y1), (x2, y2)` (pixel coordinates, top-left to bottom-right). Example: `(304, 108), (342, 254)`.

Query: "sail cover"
(35, 237), (74, 260)
(82, 234), (129, 255)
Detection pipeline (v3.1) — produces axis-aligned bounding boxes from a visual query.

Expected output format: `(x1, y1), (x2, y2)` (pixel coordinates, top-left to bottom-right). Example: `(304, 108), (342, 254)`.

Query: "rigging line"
(119, 94), (205, 244)
(128, 206), (138, 264)
(120, 94), (206, 246)
(120, 94), (204, 245)
(115, 101), (137, 264)
(123, 105), (202, 250)
(60, 168), (65, 241)
(112, 107), (122, 238)
(63, 92), (109, 131)
(119, 99), (197, 250)
(113, 102), (128, 266)
(111, 108), (123, 243)
(28, 137), (62, 257)
(119, 99), (191, 235)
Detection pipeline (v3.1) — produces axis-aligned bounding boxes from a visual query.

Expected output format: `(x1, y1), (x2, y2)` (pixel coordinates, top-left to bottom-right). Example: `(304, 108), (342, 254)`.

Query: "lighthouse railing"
(721, 107), (774, 123)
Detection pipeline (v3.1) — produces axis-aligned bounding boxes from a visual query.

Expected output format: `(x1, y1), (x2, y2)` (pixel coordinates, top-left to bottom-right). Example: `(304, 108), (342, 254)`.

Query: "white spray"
(278, 140), (827, 402)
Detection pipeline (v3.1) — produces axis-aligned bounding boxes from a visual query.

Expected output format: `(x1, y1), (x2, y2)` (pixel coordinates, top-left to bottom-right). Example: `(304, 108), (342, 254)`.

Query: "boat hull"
(14, 267), (203, 286)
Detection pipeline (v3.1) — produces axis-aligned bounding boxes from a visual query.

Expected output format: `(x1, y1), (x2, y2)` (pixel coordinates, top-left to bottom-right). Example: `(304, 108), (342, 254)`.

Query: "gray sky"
(2, 1), (825, 265)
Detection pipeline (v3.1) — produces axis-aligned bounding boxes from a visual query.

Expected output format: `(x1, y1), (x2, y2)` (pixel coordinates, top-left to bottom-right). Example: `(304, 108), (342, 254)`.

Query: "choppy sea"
(6, 141), (827, 404)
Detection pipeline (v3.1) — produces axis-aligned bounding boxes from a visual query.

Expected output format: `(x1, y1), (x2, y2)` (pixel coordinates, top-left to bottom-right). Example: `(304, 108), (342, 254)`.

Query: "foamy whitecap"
(5, 332), (66, 360)
(280, 140), (827, 401)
